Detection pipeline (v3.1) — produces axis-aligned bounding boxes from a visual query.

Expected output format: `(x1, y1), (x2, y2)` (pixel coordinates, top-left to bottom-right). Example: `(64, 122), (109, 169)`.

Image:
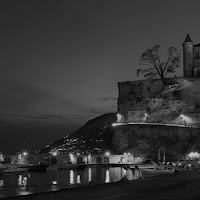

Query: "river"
(0, 167), (126, 198)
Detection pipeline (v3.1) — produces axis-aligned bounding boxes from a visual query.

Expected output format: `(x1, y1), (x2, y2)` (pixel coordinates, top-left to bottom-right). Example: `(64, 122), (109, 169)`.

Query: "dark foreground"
(2, 171), (200, 200)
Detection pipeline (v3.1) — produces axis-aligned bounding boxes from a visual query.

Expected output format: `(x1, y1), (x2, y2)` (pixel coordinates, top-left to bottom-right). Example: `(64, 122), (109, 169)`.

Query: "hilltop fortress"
(117, 34), (200, 126)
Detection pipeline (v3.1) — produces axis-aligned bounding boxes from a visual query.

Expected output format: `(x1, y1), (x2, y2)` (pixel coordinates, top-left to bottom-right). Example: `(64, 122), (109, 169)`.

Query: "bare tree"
(137, 45), (180, 84)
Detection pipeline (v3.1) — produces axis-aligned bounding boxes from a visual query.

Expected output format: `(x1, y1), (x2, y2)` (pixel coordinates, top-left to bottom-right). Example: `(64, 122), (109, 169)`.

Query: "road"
(3, 171), (200, 200)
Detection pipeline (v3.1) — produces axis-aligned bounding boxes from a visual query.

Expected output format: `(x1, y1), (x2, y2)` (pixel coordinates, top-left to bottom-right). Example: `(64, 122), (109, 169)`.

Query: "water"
(0, 167), (126, 198)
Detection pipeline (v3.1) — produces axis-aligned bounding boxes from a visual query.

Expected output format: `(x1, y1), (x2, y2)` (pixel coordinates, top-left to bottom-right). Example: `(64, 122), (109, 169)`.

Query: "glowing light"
(77, 153), (80, 156)
(105, 151), (110, 156)
(23, 152), (28, 156)
(124, 153), (127, 155)
(52, 152), (57, 156)
(52, 181), (57, 185)
(187, 152), (200, 159)
(127, 152), (130, 156)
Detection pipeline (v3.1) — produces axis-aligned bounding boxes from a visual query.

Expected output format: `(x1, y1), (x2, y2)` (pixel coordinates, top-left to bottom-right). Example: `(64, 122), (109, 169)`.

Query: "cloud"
(0, 78), (93, 126)
(11, 113), (64, 120)
(0, 78), (87, 114)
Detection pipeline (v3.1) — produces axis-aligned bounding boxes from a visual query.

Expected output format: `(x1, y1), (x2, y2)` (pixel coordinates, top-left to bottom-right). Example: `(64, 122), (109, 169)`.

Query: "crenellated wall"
(117, 77), (200, 125)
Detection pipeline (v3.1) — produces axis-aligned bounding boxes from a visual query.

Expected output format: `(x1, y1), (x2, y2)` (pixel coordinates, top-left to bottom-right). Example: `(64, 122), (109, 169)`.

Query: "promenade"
(2, 171), (200, 200)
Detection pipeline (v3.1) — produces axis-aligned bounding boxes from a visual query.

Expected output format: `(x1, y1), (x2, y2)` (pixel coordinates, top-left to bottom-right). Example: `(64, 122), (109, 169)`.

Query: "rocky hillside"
(39, 113), (117, 154)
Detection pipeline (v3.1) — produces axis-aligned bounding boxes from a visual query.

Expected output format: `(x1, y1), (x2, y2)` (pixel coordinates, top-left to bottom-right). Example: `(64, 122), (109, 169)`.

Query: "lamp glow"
(52, 152), (57, 156)
(105, 151), (110, 156)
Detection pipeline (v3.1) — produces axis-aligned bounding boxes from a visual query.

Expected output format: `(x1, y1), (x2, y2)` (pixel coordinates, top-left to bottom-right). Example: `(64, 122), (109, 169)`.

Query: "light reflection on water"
(105, 170), (110, 183)
(70, 170), (74, 184)
(0, 167), (125, 198)
(0, 179), (4, 187)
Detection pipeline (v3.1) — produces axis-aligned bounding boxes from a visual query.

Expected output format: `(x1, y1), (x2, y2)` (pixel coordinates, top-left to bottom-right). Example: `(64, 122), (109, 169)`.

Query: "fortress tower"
(182, 34), (194, 77)
(182, 34), (200, 77)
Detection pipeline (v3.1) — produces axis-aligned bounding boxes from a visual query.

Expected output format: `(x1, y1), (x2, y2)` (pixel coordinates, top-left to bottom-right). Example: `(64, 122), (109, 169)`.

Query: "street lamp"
(23, 152), (28, 156)
(105, 151), (110, 157)
(52, 152), (57, 156)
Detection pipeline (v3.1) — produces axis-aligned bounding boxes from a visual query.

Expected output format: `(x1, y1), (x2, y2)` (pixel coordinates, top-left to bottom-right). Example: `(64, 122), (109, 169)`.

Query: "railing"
(112, 122), (200, 129)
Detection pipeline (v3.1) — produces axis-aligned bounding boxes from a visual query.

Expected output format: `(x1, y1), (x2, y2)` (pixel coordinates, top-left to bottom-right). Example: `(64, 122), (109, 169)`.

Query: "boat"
(14, 165), (29, 172)
(2, 165), (29, 173)
(3, 165), (16, 173)
(28, 164), (49, 172)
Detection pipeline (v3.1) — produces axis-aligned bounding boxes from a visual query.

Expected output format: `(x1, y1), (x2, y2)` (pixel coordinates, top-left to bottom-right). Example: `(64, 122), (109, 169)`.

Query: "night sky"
(1, 0), (200, 154)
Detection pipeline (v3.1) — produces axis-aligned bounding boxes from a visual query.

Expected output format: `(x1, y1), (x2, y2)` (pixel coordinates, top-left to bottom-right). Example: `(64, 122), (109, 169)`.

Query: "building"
(183, 34), (200, 77)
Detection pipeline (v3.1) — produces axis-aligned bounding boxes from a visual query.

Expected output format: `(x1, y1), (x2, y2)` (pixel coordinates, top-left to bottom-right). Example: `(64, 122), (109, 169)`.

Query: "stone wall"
(113, 124), (199, 141)
(112, 124), (200, 160)
(117, 77), (200, 124)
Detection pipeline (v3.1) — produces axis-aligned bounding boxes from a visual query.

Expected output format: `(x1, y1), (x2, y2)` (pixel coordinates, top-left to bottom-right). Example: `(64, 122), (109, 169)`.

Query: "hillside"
(38, 113), (117, 154)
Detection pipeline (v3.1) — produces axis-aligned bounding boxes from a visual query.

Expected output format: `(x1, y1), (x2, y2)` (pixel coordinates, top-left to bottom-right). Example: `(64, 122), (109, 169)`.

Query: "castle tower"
(182, 34), (194, 77)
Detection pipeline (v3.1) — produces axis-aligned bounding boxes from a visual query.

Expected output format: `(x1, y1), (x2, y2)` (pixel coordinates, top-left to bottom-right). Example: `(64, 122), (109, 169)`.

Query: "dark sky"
(1, 0), (200, 154)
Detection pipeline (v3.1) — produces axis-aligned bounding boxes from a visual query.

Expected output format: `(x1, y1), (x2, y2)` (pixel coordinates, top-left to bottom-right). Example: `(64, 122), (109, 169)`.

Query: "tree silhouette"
(137, 45), (180, 84)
